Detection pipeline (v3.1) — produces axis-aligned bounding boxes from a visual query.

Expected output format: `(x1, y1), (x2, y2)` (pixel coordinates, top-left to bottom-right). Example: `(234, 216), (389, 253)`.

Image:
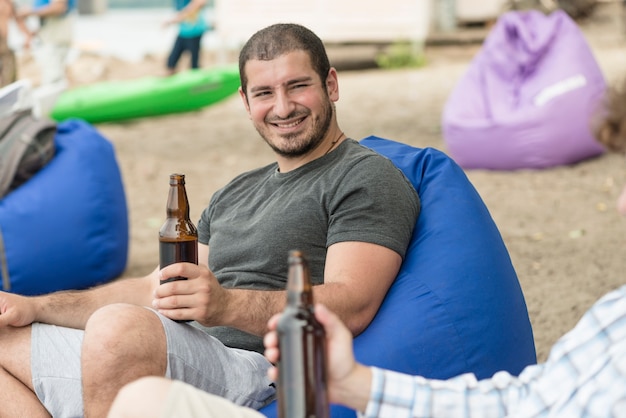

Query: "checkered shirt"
(361, 285), (626, 418)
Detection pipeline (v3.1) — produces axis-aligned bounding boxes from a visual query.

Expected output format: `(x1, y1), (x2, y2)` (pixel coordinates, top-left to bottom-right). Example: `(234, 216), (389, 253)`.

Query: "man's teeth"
(276, 121), (301, 128)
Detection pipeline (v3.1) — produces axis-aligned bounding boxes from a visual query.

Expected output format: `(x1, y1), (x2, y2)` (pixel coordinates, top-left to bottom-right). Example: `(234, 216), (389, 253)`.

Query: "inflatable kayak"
(50, 65), (240, 123)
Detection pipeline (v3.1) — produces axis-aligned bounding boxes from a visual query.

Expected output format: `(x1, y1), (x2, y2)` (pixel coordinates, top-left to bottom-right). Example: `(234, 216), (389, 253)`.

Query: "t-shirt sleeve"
(327, 155), (420, 259)
(197, 192), (219, 246)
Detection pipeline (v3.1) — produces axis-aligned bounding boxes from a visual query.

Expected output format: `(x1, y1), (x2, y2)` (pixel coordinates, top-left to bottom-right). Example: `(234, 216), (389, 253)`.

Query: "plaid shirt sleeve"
(358, 285), (626, 418)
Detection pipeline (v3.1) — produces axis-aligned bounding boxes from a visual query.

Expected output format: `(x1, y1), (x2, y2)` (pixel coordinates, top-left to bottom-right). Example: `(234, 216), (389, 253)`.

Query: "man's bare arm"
(166, 241), (401, 337)
(0, 272), (158, 330)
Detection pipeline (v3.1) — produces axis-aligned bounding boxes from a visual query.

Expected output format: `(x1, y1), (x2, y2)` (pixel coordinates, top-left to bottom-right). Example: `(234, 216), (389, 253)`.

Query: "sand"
(18, 3), (626, 363)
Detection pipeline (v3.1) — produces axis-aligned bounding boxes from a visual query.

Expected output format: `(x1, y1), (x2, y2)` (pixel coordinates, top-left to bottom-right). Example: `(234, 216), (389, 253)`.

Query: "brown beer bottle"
(277, 250), (330, 418)
(158, 173), (198, 285)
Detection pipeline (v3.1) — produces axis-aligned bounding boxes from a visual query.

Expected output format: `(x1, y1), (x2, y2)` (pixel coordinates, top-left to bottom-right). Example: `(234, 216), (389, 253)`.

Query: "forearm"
(219, 281), (378, 337)
(219, 288), (286, 336)
(33, 276), (154, 329)
(219, 283), (380, 337)
(360, 367), (529, 418)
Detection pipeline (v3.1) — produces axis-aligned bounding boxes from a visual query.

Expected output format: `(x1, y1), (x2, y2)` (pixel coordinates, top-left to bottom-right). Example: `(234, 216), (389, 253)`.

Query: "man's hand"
(152, 262), (228, 324)
(263, 303), (372, 410)
(0, 291), (38, 328)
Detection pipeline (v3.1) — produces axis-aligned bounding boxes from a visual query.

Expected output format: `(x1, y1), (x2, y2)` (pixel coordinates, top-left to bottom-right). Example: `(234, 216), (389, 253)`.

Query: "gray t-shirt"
(195, 139), (420, 352)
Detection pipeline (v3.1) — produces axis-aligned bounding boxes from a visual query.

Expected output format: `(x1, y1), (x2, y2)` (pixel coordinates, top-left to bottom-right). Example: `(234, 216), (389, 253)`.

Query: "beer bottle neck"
(286, 251), (315, 308)
(166, 184), (191, 220)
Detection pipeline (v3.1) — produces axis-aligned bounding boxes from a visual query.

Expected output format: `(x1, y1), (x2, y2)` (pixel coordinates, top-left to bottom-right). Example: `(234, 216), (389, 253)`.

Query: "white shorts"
(33, 14), (74, 85)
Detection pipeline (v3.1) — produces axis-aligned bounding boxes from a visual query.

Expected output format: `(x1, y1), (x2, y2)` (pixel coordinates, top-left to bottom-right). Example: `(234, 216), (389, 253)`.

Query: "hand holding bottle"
(264, 302), (374, 414)
(153, 261), (229, 325)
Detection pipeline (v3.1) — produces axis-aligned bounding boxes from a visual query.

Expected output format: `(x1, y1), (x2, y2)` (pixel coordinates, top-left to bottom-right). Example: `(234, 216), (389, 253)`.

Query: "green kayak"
(50, 65), (241, 124)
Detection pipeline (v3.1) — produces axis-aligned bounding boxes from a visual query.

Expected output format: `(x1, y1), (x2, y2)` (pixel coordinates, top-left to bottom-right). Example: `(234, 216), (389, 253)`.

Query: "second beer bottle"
(276, 250), (330, 418)
(159, 173), (198, 285)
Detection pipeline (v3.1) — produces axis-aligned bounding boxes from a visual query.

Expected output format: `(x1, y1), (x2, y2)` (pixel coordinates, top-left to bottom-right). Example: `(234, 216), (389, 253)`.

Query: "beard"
(257, 99), (334, 158)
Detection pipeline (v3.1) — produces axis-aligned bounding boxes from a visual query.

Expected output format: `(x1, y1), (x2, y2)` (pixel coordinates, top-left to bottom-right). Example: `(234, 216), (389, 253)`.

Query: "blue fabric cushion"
(0, 119), (128, 295)
(260, 136), (536, 417)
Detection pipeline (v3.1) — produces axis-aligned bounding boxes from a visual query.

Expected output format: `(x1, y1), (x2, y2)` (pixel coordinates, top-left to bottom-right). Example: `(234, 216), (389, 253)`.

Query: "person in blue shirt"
(162, 0), (210, 75)
(17, 0), (75, 86)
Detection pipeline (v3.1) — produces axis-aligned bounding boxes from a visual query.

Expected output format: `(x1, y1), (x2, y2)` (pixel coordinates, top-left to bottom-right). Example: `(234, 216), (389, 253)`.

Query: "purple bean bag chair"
(0, 119), (128, 295)
(442, 10), (606, 170)
(260, 136), (536, 417)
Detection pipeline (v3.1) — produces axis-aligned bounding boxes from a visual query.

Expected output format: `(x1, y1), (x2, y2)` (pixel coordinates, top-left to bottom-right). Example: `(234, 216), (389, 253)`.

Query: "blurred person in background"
(0, 0), (31, 87)
(162, 0), (211, 75)
(17, 0), (75, 86)
(595, 77), (626, 214)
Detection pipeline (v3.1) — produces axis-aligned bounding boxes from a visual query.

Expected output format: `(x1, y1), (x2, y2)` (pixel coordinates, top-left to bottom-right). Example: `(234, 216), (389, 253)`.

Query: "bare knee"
(82, 305), (168, 417)
(83, 304), (167, 375)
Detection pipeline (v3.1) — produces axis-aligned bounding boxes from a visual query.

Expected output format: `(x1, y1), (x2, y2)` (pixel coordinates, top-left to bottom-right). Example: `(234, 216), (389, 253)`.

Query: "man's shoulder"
(214, 162), (277, 193)
(341, 139), (407, 177)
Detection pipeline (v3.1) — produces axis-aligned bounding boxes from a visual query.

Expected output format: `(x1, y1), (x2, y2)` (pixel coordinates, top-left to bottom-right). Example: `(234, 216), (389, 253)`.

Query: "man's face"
(239, 50), (338, 158)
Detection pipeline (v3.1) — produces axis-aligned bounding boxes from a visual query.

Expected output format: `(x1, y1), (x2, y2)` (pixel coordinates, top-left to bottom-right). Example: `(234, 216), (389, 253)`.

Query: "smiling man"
(0, 23), (419, 418)
(111, 71), (626, 418)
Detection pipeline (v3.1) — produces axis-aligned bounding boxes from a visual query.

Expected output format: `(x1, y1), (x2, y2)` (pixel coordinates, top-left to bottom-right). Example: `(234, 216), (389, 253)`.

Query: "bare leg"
(108, 376), (266, 418)
(82, 304), (167, 418)
(0, 326), (51, 418)
(107, 376), (173, 418)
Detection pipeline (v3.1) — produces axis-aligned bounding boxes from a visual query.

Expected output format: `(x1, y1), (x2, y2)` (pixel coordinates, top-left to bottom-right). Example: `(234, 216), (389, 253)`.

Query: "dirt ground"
(19, 2), (626, 363)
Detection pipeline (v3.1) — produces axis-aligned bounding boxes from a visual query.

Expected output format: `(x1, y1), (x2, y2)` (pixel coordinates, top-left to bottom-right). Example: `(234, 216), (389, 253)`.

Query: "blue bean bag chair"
(442, 10), (606, 170)
(0, 119), (128, 295)
(260, 136), (536, 417)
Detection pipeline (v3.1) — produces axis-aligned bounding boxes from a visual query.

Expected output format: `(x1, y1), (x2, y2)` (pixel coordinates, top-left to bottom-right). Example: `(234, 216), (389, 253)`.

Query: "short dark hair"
(238, 23), (331, 96)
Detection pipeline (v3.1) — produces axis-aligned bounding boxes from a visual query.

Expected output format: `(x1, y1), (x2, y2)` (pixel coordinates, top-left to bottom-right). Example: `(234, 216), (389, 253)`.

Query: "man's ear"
(326, 68), (339, 102)
(238, 87), (251, 116)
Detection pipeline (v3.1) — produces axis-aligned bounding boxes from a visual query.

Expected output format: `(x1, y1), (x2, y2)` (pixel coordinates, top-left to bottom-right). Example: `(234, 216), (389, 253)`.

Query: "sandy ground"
(17, 3), (626, 363)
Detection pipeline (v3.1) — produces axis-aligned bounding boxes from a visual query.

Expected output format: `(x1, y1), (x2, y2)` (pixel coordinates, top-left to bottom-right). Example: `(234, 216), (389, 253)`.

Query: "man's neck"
(276, 130), (346, 173)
